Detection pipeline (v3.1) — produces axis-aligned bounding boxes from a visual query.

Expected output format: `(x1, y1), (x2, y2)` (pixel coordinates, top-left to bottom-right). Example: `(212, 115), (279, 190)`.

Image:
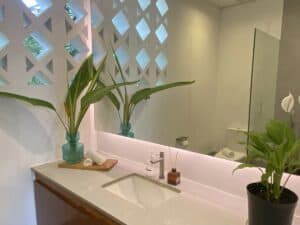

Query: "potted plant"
(234, 117), (300, 225)
(0, 55), (135, 164)
(100, 48), (195, 137)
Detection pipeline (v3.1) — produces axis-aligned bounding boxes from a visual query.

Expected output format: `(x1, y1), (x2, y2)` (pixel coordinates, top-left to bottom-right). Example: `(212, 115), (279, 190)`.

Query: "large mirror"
(93, 0), (298, 164)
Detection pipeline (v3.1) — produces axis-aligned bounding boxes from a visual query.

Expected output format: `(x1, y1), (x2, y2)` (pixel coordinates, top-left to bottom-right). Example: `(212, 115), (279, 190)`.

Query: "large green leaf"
(247, 145), (266, 160)
(64, 55), (95, 134)
(0, 91), (69, 131)
(284, 139), (300, 163)
(112, 47), (129, 123)
(65, 55), (94, 110)
(248, 132), (272, 153)
(90, 56), (107, 92)
(274, 140), (288, 171)
(97, 80), (120, 110)
(130, 81), (195, 106)
(73, 82), (133, 134)
(266, 120), (293, 145)
(0, 92), (56, 111)
(108, 72), (124, 104)
(112, 47), (127, 87)
(81, 81), (138, 110)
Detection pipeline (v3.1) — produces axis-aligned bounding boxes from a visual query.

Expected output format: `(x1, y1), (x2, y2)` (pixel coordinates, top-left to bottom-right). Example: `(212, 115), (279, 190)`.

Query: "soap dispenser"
(167, 148), (180, 185)
(168, 168), (180, 185)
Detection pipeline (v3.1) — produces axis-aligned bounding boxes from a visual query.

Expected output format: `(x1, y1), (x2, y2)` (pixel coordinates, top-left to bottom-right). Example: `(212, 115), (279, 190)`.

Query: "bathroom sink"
(102, 173), (180, 208)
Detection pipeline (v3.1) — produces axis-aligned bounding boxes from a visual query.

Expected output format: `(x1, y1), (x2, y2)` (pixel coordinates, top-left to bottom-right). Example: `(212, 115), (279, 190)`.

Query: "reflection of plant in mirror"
(101, 47), (195, 138)
(234, 120), (300, 201)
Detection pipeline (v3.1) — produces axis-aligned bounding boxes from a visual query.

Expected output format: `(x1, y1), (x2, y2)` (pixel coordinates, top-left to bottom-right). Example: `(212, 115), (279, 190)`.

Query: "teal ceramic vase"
(119, 123), (134, 138)
(62, 132), (84, 164)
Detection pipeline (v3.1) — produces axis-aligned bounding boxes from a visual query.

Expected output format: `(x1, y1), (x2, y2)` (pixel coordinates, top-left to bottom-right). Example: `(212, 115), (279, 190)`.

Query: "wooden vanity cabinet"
(34, 174), (123, 225)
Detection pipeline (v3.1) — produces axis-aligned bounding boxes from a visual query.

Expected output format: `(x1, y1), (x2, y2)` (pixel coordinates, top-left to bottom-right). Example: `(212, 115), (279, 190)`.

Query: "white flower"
(281, 93), (294, 113)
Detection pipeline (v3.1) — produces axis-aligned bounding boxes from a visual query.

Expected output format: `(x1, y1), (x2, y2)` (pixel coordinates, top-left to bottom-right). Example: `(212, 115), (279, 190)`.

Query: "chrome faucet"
(150, 152), (165, 179)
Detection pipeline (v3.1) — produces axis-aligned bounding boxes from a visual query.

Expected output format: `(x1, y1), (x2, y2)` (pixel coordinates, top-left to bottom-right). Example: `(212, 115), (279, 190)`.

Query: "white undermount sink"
(102, 173), (180, 208)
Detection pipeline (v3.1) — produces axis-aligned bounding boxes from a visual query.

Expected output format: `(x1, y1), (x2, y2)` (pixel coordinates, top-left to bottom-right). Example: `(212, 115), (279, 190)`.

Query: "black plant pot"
(247, 183), (298, 225)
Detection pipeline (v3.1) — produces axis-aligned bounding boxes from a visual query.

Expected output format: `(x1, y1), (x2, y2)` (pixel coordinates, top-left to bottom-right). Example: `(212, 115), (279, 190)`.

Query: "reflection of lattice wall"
(0, 0), (91, 104)
(91, 0), (169, 88)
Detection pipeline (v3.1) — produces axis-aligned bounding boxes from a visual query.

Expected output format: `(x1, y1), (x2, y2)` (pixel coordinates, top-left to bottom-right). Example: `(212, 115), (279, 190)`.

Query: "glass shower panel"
(248, 29), (280, 133)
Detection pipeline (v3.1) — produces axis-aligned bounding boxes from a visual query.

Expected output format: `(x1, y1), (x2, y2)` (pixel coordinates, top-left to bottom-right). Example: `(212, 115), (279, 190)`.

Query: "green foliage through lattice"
(28, 76), (45, 86)
(64, 3), (77, 21)
(24, 36), (43, 57)
(65, 43), (79, 57)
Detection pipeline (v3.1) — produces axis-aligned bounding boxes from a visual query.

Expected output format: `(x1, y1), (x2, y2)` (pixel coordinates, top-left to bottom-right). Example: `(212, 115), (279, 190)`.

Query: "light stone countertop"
(32, 157), (300, 225)
(32, 157), (248, 225)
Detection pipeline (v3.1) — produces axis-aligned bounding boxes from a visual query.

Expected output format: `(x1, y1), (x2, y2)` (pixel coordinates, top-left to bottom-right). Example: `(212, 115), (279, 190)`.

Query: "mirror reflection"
(94, 0), (296, 164)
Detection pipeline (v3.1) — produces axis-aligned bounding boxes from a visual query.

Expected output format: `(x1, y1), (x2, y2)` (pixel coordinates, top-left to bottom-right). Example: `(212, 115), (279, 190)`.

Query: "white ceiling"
(207, 0), (256, 8)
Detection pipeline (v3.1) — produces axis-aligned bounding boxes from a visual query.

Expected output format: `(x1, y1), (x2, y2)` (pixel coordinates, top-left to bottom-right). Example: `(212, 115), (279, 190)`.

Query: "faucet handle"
(159, 152), (164, 158)
(148, 151), (165, 179)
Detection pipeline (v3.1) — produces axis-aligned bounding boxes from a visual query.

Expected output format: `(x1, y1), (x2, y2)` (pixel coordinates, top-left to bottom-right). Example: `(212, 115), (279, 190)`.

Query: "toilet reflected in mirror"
(212, 128), (247, 162)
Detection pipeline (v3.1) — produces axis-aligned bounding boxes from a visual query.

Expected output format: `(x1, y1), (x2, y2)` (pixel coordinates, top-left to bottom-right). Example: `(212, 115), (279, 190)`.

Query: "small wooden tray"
(58, 159), (118, 171)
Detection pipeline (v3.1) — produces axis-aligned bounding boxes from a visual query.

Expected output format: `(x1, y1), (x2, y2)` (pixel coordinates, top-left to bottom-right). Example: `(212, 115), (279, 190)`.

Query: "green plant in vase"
(101, 48), (195, 138)
(0, 55), (136, 164)
(234, 118), (300, 225)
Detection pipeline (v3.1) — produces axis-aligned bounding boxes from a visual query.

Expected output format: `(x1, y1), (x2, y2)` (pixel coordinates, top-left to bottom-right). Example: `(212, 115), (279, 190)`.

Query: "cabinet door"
(34, 181), (121, 225)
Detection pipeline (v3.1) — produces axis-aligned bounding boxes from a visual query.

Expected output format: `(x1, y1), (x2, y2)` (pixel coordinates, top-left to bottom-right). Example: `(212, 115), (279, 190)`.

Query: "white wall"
(212, 0), (284, 147)
(0, 1), (92, 225)
(135, 0), (221, 152)
(0, 101), (60, 225)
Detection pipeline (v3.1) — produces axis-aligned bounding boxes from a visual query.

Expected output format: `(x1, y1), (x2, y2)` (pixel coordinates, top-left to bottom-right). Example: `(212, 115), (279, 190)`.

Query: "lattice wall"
(0, 0), (92, 104)
(0, 0), (168, 99)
